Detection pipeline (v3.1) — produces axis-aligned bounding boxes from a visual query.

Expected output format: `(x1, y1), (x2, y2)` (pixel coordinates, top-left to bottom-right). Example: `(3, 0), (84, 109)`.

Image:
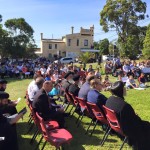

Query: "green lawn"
(5, 68), (150, 150)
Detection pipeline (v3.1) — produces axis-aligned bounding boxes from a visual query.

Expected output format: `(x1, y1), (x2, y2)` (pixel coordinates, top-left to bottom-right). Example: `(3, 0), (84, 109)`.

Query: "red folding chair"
(86, 102), (109, 136)
(102, 105), (128, 149)
(36, 112), (73, 150)
(68, 92), (80, 116)
(64, 89), (74, 113)
(76, 97), (95, 132)
(29, 105), (59, 144)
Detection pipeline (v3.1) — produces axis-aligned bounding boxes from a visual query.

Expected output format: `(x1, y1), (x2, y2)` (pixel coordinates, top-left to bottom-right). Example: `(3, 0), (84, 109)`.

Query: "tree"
(93, 41), (100, 50)
(143, 24), (150, 59)
(0, 14), (2, 22)
(100, 0), (147, 58)
(79, 52), (93, 69)
(4, 18), (36, 58)
(99, 38), (109, 55)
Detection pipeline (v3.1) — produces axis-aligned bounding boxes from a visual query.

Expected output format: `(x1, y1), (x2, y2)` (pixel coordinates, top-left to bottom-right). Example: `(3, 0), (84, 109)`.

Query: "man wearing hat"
(0, 79), (7, 91)
(0, 91), (17, 116)
(106, 81), (150, 149)
(61, 71), (74, 91)
(68, 74), (80, 97)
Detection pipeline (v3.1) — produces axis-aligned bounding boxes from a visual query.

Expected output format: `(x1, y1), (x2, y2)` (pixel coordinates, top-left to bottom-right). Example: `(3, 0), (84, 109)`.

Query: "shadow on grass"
(17, 122), (40, 150)
(64, 115), (117, 150)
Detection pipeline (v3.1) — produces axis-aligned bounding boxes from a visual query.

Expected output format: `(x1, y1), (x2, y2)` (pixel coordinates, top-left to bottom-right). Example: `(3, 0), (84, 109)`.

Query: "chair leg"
(77, 112), (84, 127)
(30, 129), (39, 144)
(100, 126), (110, 145)
(100, 128), (111, 146)
(68, 105), (74, 114)
(65, 102), (70, 111)
(85, 119), (94, 134)
(76, 113), (81, 124)
(28, 116), (33, 125)
(27, 123), (34, 133)
(34, 136), (43, 150)
(90, 120), (98, 136)
(41, 140), (47, 150)
(119, 137), (127, 150)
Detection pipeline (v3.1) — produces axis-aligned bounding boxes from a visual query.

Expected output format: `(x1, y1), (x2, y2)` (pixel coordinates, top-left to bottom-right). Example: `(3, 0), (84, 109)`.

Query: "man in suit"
(87, 78), (107, 110)
(61, 71), (74, 91)
(105, 81), (150, 150)
(68, 74), (80, 97)
(32, 81), (66, 128)
(78, 72), (95, 100)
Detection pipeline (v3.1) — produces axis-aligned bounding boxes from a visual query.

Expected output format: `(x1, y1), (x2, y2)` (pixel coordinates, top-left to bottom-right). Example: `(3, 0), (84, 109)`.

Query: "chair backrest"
(103, 105), (124, 136)
(87, 102), (108, 125)
(68, 92), (79, 106)
(36, 112), (49, 138)
(76, 97), (87, 109)
(76, 97), (94, 118)
(65, 90), (74, 103)
(29, 104), (38, 125)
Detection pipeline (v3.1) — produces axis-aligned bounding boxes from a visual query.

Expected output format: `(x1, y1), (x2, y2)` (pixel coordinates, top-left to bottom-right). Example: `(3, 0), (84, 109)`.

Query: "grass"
(5, 64), (150, 150)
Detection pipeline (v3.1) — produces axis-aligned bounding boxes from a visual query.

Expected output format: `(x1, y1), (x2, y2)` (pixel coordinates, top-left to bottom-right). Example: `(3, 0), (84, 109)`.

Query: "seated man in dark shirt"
(32, 81), (67, 128)
(0, 91), (17, 115)
(87, 78), (107, 111)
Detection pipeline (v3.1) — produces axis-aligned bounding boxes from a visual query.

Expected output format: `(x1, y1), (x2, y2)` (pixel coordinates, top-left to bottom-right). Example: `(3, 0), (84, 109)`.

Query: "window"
(68, 39), (71, 46)
(49, 44), (52, 49)
(55, 44), (57, 49)
(84, 39), (88, 46)
(77, 39), (79, 46)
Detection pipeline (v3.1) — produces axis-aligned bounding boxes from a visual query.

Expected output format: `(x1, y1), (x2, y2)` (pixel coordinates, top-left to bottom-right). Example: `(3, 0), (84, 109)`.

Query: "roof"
(42, 39), (65, 43)
(80, 49), (99, 52)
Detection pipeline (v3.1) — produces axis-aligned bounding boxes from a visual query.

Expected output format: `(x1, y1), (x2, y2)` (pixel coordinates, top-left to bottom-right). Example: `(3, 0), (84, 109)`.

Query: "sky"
(0, 0), (150, 47)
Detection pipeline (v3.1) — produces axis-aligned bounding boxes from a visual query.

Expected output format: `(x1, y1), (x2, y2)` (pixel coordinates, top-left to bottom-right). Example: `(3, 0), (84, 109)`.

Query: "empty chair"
(36, 112), (73, 150)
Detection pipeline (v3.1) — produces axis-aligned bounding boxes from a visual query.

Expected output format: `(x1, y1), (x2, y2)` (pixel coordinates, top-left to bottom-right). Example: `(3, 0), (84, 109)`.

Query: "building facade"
(36, 25), (94, 59)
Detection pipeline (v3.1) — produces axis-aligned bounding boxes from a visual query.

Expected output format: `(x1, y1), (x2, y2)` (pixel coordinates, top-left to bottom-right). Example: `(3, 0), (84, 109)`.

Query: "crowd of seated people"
(1, 56), (150, 149)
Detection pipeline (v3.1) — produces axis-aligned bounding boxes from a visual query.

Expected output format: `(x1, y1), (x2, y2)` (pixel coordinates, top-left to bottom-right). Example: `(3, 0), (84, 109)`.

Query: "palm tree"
(79, 52), (92, 69)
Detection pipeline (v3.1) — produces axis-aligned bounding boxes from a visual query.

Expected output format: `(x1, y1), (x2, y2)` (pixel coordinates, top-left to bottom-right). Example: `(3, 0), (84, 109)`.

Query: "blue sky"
(0, 0), (150, 47)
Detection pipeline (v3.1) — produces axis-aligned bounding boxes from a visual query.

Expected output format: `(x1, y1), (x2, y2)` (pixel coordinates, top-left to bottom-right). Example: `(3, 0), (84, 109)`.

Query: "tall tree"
(99, 38), (109, 55)
(100, 0), (147, 58)
(143, 24), (150, 59)
(4, 18), (36, 58)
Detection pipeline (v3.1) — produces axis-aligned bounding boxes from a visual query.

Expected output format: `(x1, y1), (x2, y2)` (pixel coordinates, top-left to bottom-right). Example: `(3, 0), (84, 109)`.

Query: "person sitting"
(95, 68), (101, 79)
(0, 108), (26, 150)
(138, 73), (147, 88)
(68, 74), (80, 97)
(78, 72), (95, 101)
(48, 81), (60, 100)
(0, 91), (17, 115)
(87, 78), (107, 111)
(105, 81), (150, 150)
(32, 81), (67, 128)
(103, 75), (112, 90)
(28, 77), (45, 103)
(126, 75), (138, 89)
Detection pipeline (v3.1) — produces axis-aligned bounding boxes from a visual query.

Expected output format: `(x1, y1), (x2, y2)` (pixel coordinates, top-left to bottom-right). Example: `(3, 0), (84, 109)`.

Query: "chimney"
(71, 26), (74, 34)
(40, 33), (43, 40)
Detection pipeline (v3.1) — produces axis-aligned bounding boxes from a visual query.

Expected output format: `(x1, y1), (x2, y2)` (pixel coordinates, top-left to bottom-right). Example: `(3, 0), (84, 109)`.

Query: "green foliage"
(93, 41), (100, 50)
(100, 0), (147, 58)
(0, 17), (36, 59)
(143, 24), (150, 59)
(99, 38), (109, 55)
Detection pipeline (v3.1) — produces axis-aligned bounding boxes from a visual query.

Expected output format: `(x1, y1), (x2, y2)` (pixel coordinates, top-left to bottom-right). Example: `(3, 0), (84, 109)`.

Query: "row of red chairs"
(27, 102), (73, 150)
(64, 90), (128, 150)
